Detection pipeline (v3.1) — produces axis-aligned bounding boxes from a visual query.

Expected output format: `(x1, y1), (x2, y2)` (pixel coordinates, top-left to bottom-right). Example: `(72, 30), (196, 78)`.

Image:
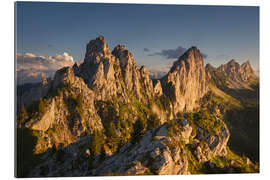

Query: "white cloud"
(16, 52), (75, 85)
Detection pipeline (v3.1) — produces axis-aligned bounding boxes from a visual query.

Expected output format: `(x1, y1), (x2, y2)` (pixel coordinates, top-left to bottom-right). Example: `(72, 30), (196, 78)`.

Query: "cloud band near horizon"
(148, 46), (208, 59)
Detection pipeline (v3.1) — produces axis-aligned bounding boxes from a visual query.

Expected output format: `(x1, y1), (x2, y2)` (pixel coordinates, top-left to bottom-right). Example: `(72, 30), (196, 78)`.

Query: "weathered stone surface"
(153, 80), (163, 96)
(180, 124), (192, 144)
(206, 59), (258, 90)
(194, 124), (230, 161)
(18, 36), (258, 177)
(26, 99), (55, 131)
(161, 47), (208, 113)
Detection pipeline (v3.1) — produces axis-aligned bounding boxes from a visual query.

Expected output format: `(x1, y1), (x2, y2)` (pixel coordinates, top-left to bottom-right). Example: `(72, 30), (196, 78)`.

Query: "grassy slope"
(209, 82), (259, 162)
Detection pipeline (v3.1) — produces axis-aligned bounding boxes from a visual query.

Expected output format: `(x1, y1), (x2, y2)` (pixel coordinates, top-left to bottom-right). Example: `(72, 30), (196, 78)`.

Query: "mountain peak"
(112, 45), (128, 58)
(241, 60), (256, 79)
(179, 46), (203, 64)
(241, 60), (251, 68)
(205, 63), (215, 69)
(184, 46), (201, 58)
(163, 46), (207, 112)
(227, 59), (238, 65)
(215, 59), (257, 89)
(112, 44), (135, 68)
(97, 35), (105, 42)
(170, 46), (204, 73)
(84, 35), (111, 63)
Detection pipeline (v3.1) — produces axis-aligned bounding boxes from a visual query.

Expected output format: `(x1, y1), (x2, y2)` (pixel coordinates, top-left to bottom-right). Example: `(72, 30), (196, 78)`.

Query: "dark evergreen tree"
(18, 104), (28, 125)
(147, 113), (161, 129)
(90, 130), (104, 156)
(131, 118), (144, 144)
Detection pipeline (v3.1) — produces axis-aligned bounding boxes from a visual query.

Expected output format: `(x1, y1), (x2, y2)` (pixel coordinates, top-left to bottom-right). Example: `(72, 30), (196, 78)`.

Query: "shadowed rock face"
(161, 47), (208, 113)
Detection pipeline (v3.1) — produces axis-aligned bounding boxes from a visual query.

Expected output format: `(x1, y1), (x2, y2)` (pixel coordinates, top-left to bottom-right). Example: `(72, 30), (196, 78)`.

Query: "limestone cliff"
(161, 47), (208, 113)
(16, 36), (259, 177)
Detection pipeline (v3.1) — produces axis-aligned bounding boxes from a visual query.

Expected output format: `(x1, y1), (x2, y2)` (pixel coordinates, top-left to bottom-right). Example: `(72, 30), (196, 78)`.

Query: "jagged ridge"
(16, 36), (259, 177)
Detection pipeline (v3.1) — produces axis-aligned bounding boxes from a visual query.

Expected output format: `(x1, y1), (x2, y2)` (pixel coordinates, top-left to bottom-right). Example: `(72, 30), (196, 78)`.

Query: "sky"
(16, 2), (259, 82)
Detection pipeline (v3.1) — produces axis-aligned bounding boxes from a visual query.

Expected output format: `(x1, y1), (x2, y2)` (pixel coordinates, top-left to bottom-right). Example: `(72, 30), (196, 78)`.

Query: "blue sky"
(16, 2), (259, 72)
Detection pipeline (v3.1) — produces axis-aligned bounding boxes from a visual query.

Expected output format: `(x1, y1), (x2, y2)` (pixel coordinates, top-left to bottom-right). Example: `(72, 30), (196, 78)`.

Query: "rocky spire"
(153, 80), (163, 96)
(170, 47), (204, 73)
(111, 45), (146, 100)
(84, 35), (112, 64)
(162, 46), (208, 113)
(112, 45), (136, 70)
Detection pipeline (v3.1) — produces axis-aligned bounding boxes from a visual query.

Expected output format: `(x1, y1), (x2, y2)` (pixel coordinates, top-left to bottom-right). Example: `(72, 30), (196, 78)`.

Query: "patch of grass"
(193, 109), (222, 135)
(183, 144), (203, 174)
(210, 146), (259, 173)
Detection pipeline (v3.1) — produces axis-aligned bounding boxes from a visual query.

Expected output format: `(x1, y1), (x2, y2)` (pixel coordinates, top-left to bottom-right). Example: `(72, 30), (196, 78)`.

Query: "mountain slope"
(205, 60), (259, 162)
(16, 36), (259, 177)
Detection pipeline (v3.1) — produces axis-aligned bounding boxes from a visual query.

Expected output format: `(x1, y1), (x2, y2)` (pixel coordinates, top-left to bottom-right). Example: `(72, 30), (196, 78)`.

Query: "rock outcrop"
(17, 36), (259, 177)
(161, 47), (208, 113)
(25, 99), (56, 131)
(211, 60), (258, 90)
(194, 125), (230, 163)
(26, 114), (244, 177)
(17, 35), (166, 157)
(153, 80), (163, 96)
(27, 124), (190, 176)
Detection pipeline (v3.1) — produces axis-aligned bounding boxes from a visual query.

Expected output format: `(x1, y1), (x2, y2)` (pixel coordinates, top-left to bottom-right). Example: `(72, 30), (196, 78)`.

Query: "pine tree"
(147, 113), (161, 129)
(18, 104), (28, 125)
(90, 130), (103, 156)
(107, 122), (119, 150)
(38, 98), (46, 114)
(131, 118), (144, 144)
(176, 112), (184, 119)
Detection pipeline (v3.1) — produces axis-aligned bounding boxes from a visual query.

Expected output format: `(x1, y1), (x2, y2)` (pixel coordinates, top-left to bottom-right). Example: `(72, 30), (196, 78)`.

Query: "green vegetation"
(30, 130), (48, 154)
(113, 63), (119, 71)
(106, 122), (120, 151)
(90, 130), (104, 156)
(38, 98), (46, 114)
(147, 113), (161, 129)
(166, 118), (188, 138)
(26, 98), (49, 121)
(176, 112), (184, 119)
(131, 118), (145, 144)
(159, 94), (171, 112)
(17, 104), (28, 125)
(74, 93), (84, 117)
(47, 82), (73, 98)
(167, 120), (178, 137)
(210, 147), (259, 173)
(192, 109), (222, 135)
(201, 88), (242, 113)
(163, 82), (176, 101)
(183, 144), (203, 174)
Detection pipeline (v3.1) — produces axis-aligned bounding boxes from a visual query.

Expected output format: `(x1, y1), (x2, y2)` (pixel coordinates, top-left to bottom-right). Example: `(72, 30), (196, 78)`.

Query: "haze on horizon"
(16, 2), (259, 84)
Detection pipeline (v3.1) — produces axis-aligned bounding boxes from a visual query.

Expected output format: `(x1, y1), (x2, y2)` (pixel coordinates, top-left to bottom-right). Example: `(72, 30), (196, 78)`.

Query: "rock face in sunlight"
(161, 47), (208, 113)
(16, 36), (259, 177)
(214, 60), (258, 90)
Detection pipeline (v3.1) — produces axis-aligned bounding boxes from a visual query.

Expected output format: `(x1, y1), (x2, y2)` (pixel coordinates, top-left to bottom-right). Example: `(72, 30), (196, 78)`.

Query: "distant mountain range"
(16, 36), (259, 177)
